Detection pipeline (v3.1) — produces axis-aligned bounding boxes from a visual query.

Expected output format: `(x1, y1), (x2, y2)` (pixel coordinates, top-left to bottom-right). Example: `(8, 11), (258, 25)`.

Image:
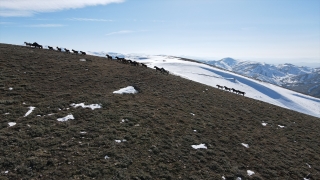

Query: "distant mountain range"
(201, 58), (320, 98)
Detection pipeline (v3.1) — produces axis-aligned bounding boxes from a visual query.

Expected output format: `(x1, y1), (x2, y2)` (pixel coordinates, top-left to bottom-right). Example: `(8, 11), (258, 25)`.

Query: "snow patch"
(24, 106), (35, 117)
(104, 155), (110, 159)
(247, 170), (255, 176)
(80, 131), (87, 134)
(120, 119), (128, 123)
(70, 103), (102, 110)
(113, 86), (138, 94)
(115, 139), (127, 143)
(192, 143), (207, 149)
(278, 125), (285, 128)
(8, 122), (16, 127)
(9, 87), (13, 90)
(57, 114), (74, 122)
(241, 143), (249, 148)
(306, 163), (311, 168)
(262, 122), (267, 126)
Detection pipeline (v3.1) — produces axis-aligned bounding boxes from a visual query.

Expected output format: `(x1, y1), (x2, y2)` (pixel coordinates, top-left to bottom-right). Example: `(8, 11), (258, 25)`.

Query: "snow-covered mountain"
(87, 51), (320, 118)
(202, 58), (320, 98)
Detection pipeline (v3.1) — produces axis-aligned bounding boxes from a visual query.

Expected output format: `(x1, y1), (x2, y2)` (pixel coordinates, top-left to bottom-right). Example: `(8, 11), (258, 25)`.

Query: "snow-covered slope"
(146, 56), (320, 118)
(89, 52), (320, 118)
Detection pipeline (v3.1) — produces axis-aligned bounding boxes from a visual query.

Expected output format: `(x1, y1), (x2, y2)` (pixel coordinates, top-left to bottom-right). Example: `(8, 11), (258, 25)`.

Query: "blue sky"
(1, 0), (319, 67)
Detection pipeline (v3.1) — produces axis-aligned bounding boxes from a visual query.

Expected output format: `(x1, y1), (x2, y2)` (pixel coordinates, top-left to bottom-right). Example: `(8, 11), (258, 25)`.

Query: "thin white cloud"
(67, 18), (113, 22)
(105, 30), (133, 36)
(26, 24), (65, 27)
(0, 21), (14, 24)
(0, 0), (125, 17)
(105, 30), (148, 36)
(0, 10), (33, 17)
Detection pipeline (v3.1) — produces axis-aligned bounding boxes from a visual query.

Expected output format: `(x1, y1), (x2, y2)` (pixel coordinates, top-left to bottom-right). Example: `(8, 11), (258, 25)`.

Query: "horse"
(56, 47), (62, 52)
(48, 46), (54, 50)
(238, 91), (246, 96)
(115, 57), (125, 62)
(72, 49), (78, 54)
(64, 48), (70, 53)
(131, 61), (139, 66)
(161, 68), (169, 75)
(216, 85), (223, 89)
(24, 42), (32, 47)
(80, 51), (86, 55)
(32, 42), (43, 49)
(224, 86), (231, 91)
(106, 54), (113, 60)
(154, 66), (162, 72)
(141, 63), (147, 68)
(231, 88), (239, 93)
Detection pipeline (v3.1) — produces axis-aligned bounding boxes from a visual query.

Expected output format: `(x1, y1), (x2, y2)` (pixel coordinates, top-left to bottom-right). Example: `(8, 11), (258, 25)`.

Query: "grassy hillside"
(1, 43), (319, 179)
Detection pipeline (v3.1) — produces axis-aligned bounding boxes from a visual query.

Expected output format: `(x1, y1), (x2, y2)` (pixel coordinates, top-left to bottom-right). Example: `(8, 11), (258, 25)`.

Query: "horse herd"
(110, 55), (148, 68)
(105, 54), (169, 75)
(24, 42), (86, 55)
(154, 66), (169, 74)
(24, 41), (170, 74)
(216, 85), (246, 96)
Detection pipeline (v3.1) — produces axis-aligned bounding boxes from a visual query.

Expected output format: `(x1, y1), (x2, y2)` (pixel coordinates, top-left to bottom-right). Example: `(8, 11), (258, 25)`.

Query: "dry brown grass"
(0, 43), (319, 179)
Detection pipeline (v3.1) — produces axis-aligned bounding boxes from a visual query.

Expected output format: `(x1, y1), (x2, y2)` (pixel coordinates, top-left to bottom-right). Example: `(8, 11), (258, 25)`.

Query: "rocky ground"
(0, 43), (319, 179)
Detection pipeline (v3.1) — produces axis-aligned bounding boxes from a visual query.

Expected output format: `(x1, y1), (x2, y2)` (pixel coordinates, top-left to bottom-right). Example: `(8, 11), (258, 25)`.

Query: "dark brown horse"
(24, 42), (32, 46)
(161, 68), (169, 75)
(231, 88), (238, 93)
(32, 42), (42, 49)
(72, 49), (78, 54)
(238, 90), (245, 96)
(224, 86), (231, 91)
(141, 63), (147, 68)
(131, 61), (139, 66)
(106, 54), (113, 60)
(115, 56), (125, 62)
(154, 66), (162, 72)
(216, 85), (223, 89)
